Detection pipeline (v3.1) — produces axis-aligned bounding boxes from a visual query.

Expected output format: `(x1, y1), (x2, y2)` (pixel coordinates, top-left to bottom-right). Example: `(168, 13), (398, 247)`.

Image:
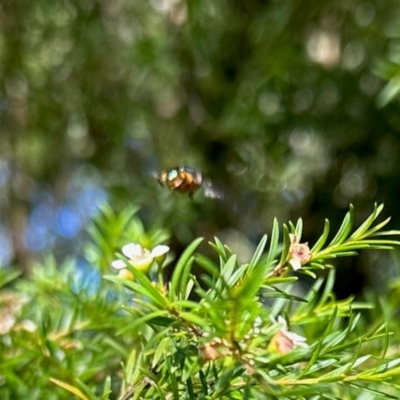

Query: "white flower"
(288, 234), (312, 271)
(111, 243), (170, 276)
(269, 316), (308, 354)
(120, 243), (153, 272)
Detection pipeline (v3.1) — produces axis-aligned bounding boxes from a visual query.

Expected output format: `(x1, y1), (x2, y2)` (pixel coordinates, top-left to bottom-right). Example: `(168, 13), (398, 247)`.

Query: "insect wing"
(202, 179), (224, 199)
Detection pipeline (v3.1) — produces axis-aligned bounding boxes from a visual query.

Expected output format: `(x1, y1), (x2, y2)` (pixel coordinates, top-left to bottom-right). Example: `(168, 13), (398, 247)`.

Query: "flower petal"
(111, 259), (127, 270)
(289, 258), (302, 271)
(277, 316), (287, 327)
(122, 243), (143, 258)
(150, 245), (170, 258)
(283, 329), (308, 343)
(269, 317), (309, 354)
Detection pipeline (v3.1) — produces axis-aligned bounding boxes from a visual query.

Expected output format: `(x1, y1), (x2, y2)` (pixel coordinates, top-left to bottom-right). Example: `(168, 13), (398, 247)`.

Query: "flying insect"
(158, 165), (222, 199)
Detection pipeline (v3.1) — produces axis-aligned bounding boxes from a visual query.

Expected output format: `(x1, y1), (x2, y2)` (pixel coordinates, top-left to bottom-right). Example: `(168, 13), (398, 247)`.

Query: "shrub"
(1, 204), (400, 399)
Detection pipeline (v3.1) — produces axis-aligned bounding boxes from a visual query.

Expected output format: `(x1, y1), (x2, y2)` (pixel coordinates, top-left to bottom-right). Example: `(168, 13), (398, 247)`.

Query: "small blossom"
(111, 260), (135, 281)
(201, 338), (231, 361)
(0, 313), (15, 335)
(111, 243), (170, 278)
(288, 234), (312, 271)
(269, 316), (308, 355)
(122, 243), (153, 273)
(0, 292), (28, 334)
(201, 342), (222, 361)
(117, 269), (135, 281)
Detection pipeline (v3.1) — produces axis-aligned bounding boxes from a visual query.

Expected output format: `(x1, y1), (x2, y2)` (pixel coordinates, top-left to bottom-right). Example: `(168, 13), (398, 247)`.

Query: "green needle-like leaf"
(328, 204), (354, 246)
(312, 219), (330, 253)
(118, 310), (169, 335)
(170, 237), (204, 300)
(279, 224), (290, 265)
(300, 307), (338, 377)
(350, 203), (384, 240)
(248, 234), (268, 271)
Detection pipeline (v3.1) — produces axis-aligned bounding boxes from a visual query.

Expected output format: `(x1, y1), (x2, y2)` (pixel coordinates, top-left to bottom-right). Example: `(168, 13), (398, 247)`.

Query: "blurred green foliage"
(1, 203), (400, 399)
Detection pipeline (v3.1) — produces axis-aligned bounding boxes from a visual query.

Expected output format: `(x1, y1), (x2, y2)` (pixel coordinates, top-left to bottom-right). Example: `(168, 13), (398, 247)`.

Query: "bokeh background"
(2, 0), (400, 297)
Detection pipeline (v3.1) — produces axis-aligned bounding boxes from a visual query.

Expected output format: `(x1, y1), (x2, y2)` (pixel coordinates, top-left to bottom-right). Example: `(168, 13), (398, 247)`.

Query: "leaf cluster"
(69, 205), (400, 398)
(2, 204), (400, 399)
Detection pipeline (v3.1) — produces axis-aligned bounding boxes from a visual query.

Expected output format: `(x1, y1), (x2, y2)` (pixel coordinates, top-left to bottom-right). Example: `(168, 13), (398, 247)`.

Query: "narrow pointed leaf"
(179, 256), (195, 301)
(179, 312), (208, 328)
(49, 379), (89, 400)
(170, 237), (204, 300)
(279, 224), (290, 265)
(362, 216), (392, 237)
(126, 345), (144, 384)
(104, 274), (167, 308)
(75, 380), (98, 400)
(350, 203), (384, 239)
(210, 237), (227, 261)
(295, 218), (303, 238)
(317, 269), (335, 308)
(194, 254), (220, 278)
(266, 218), (280, 266)
(140, 368), (167, 400)
(248, 234), (268, 270)
(311, 219), (330, 253)
(118, 310), (169, 335)
(329, 205), (354, 246)
(348, 383), (398, 399)
(100, 377), (111, 400)
(152, 337), (170, 369)
(300, 307), (338, 376)
(220, 255), (237, 284)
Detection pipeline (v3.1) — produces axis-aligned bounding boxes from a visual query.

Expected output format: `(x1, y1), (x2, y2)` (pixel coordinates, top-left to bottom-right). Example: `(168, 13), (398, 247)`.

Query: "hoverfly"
(158, 165), (222, 199)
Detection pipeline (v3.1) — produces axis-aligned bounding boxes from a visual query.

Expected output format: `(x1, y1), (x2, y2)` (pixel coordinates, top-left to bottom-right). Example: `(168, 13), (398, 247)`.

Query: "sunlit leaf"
(49, 379), (89, 400)
(170, 238), (204, 300)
